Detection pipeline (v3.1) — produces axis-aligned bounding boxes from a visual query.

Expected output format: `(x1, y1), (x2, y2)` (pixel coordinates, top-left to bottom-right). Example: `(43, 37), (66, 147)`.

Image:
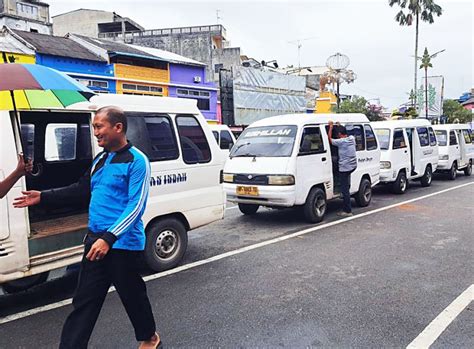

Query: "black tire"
(238, 203), (259, 215)
(144, 218), (188, 272)
(420, 165), (433, 187)
(392, 171), (408, 194)
(2, 271), (49, 294)
(464, 161), (472, 176)
(355, 178), (372, 207)
(448, 161), (457, 180)
(303, 187), (327, 223)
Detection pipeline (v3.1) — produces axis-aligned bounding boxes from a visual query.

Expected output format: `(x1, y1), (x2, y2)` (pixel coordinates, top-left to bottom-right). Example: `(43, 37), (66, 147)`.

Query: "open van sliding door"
(456, 130), (468, 168)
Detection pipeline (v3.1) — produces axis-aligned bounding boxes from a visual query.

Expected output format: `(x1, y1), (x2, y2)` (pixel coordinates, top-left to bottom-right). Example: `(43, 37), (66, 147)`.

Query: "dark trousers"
(339, 171), (352, 213)
(59, 239), (156, 349)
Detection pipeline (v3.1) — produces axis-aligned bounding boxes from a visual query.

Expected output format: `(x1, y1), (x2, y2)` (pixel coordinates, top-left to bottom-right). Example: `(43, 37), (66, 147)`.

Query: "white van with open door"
(433, 124), (473, 179)
(0, 94), (226, 293)
(223, 113), (380, 223)
(372, 119), (439, 193)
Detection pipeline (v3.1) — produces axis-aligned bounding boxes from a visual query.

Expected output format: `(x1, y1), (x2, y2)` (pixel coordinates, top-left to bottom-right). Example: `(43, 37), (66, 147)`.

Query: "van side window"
(364, 125), (378, 150)
(449, 131), (458, 146)
(299, 126), (324, 154)
(220, 130), (234, 150)
(127, 115), (179, 162)
(393, 129), (406, 149)
(346, 124), (365, 151)
(45, 123), (77, 162)
(20, 124), (35, 161)
(176, 115), (211, 164)
(212, 131), (219, 143)
(417, 127), (430, 147)
(428, 127), (437, 146)
(462, 129), (472, 144)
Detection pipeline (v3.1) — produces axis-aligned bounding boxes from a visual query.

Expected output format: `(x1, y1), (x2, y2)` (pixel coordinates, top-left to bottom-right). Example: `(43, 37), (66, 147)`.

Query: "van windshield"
(435, 130), (447, 146)
(374, 129), (390, 150)
(230, 125), (297, 158)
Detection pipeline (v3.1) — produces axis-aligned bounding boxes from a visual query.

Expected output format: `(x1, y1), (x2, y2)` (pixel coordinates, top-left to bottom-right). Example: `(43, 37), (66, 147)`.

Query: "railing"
(99, 24), (226, 40)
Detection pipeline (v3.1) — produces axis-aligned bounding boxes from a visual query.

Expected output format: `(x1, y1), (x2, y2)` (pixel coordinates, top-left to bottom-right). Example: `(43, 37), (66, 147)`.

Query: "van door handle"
(322, 157), (327, 161)
(404, 150), (408, 153)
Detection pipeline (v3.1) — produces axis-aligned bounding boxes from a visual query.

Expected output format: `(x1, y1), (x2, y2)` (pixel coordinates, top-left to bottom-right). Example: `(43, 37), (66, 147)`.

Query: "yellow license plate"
(236, 186), (259, 196)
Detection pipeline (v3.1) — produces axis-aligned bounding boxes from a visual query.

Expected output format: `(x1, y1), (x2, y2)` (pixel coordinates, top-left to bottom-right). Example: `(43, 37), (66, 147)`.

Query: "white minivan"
(0, 94), (226, 293)
(372, 119), (439, 194)
(223, 113), (380, 223)
(209, 124), (237, 155)
(433, 124), (474, 179)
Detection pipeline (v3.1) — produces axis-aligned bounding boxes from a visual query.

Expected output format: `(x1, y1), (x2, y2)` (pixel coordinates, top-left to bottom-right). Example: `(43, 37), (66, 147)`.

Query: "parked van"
(432, 124), (473, 179)
(209, 124), (237, 155)
(0, 94), (226, 293)
(223, 113), (380, 223)
(372, 119), (439, 193)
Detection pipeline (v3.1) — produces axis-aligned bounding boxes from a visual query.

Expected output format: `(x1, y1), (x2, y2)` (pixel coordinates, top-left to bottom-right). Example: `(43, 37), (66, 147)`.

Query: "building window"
(17, 2), (39, 19)
(214, 64), (224, 73)
(123, 83), (163, 95)
(77, 79), (109, 90)
(176, 89), (212, 111)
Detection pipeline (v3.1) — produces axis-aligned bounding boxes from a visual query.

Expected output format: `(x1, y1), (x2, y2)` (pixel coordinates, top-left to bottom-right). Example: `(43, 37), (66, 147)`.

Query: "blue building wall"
(35, 54), (116, 93)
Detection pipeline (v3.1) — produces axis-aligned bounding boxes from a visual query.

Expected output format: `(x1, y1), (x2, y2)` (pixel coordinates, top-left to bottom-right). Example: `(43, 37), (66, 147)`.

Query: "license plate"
(236, 186), (259, 196)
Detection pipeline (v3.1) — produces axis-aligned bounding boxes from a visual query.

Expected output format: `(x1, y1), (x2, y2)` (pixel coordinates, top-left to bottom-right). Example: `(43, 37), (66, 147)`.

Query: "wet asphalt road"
(0, 174), (473, 348)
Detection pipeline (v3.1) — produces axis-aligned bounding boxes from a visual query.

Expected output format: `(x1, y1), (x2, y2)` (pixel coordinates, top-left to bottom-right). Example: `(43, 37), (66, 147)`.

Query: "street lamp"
(418, 48), (445, 118)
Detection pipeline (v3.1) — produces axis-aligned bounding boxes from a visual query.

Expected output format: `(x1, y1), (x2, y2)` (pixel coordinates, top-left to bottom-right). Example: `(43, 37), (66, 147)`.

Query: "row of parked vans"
(1, 94), (472, 293)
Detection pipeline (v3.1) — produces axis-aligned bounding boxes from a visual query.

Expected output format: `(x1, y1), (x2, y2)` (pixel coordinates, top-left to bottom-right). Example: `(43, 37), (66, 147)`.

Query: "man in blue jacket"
(14, 106), (161, 349)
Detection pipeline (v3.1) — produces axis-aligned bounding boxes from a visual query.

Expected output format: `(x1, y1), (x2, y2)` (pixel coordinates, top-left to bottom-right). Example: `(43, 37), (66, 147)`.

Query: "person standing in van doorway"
(328, 121), (357, 217)
(13, 106), (162, 349)
(0, 154), (32, 199)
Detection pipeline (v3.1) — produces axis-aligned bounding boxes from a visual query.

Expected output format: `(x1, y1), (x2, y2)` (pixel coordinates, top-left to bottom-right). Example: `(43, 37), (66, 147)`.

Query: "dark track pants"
(340, 170), (352, 213)
(59, 240), (156, 349)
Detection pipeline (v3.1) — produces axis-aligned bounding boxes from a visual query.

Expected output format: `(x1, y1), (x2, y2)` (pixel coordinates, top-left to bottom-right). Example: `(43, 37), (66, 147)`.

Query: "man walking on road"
(328, 121), (357, 217)
(14, 106), (162, 349)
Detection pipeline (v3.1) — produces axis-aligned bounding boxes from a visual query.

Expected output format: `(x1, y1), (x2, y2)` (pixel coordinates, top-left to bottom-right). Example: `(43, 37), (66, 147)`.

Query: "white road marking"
(406, 284), (474, 349)
(0, 181), (472, 325)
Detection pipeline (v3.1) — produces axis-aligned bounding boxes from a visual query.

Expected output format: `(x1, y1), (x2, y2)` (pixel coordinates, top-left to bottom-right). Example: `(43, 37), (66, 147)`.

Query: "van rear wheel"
(144, 218), (188, 272)
(303, 187), (326, 223)
(448, 162), (457, 180)
(392, 171), (408, 194)
(420, 165), (433, 187)
(464, 161), (472, 176)
(238, 203), (259, 215)
(355, 178), (372, 207)
(2, 271), (49, 294)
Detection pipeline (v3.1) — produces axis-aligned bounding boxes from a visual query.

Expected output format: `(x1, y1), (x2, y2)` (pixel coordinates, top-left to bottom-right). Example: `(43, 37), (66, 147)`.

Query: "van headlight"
(267, 175), (295, 185)
(380, 161), (391, 169)
(439, 155), (449, 160)
(223, 173), (234, 183)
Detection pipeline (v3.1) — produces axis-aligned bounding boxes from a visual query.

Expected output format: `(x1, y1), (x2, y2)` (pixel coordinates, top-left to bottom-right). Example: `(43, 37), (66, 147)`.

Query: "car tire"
(420, 165), (433, 187)
(144, 218), (188, 272)
(392, 171), (408, 194)
(303, 187), (327, 223)
(238, 203), (259, 215)
(2, 271), (49, 294)
(448, 161), (457, 180)
(355, 178), (372, 207)
(464, 161), (472, 176)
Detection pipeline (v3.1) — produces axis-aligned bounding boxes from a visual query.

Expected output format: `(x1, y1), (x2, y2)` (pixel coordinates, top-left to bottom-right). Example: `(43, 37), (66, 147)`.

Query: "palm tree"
(419, 47), (445, 118)
(389, 0), (442, 106)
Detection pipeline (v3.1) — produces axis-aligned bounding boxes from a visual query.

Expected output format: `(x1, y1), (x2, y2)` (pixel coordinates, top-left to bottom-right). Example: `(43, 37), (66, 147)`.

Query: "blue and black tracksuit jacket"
(41, 143), (151, 251)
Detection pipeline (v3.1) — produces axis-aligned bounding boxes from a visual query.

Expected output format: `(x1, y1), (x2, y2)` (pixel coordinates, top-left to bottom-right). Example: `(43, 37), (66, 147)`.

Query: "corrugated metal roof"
(12, 30), (106, 62)
(73, 35), (157, 59)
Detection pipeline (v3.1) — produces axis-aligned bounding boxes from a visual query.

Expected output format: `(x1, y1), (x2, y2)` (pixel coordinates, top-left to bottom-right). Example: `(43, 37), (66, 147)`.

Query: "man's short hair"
(96, 106), (127, 134)
(336, 125), (348, 136)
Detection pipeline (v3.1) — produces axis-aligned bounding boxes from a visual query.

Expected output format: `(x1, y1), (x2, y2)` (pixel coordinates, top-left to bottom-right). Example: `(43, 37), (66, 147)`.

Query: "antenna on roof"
(216, 9), (222, 24)
(288, 37), (317, 71)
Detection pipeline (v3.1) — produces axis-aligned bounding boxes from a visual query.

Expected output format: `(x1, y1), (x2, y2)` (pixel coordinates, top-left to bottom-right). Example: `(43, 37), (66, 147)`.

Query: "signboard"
(416, 76), (444, 119)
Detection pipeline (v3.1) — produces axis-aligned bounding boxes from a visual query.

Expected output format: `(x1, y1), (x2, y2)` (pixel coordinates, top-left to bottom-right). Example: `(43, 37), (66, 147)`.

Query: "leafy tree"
(389, 0), (442, 105)
(443, 100), (473, 124)
(336, 96), (384, 121)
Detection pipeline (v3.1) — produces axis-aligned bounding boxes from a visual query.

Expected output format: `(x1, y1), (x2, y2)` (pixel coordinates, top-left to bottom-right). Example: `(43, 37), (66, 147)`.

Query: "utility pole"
(216, 9), (221, 24)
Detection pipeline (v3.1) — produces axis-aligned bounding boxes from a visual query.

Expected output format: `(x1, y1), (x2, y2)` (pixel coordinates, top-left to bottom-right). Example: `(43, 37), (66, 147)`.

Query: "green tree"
(443, 100), (473, 124)
(389, 0), (442, 105)
(336, 96), (384, 121)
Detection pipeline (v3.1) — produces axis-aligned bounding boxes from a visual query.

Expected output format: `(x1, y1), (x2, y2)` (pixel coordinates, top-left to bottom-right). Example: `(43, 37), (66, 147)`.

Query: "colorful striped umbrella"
(0, 63), (94, 110)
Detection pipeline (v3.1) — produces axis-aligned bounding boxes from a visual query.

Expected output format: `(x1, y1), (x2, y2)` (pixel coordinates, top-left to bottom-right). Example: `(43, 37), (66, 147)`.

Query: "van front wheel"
(448, 162), (457, 180)
(355, 178), (372, 207)
(420, 165), (432, 187)
(2, 271), (49, 294)
(303, 187), (326, 223)
(464, 161), (472, 176)
(144, 218), (188, 272)
(392, 171), (407, 194)
(238, 203), (259, 215)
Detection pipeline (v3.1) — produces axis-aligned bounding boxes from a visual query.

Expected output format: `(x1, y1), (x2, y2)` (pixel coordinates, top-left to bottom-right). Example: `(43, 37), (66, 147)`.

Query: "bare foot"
(139, 332), (161, 349)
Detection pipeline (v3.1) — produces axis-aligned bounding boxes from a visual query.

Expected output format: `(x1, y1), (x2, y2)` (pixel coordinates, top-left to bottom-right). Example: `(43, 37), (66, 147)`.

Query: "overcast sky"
(49, 0), (473, 109)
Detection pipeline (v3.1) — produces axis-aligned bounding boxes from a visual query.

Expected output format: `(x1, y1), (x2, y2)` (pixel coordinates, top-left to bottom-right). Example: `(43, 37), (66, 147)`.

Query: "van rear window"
(176, 115), (211, 164)
(435, 130), (447, 146)
(417, 127), (430, 147)
(374, 129), (390, 150)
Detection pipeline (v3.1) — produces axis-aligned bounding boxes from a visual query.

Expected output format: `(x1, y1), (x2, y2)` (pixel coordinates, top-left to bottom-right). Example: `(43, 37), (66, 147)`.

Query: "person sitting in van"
(0, 154), (32, 199)
(328, 121), (357, 217)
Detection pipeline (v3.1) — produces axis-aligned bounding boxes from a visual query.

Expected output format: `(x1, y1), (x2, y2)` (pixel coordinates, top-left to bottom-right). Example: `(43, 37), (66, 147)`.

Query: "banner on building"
(416, 75), (444, 119)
